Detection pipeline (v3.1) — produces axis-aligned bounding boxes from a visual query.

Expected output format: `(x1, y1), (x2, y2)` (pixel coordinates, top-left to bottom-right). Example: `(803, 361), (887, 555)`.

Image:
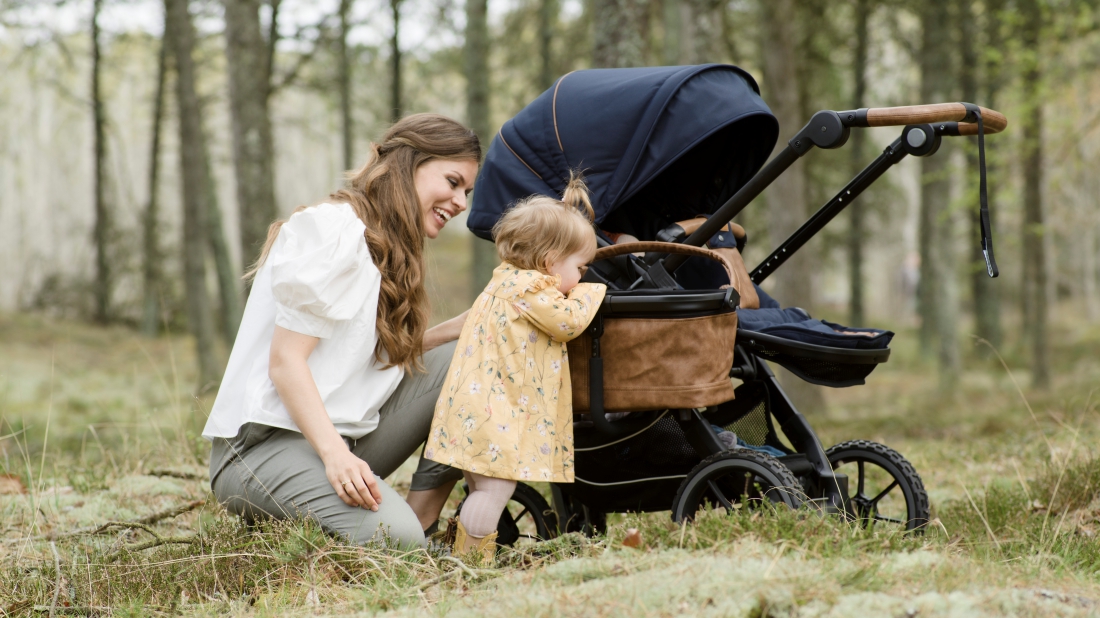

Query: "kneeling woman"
(204, 114), (477, 547)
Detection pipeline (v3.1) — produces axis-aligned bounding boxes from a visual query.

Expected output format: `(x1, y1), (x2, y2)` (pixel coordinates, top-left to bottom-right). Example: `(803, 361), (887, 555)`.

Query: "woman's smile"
(416, 158), (479, 238)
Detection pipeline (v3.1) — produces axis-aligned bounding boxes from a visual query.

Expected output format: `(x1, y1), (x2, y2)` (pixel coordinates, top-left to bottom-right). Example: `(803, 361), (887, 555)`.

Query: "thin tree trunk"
(969, 0), (1004, 352)
(165, 0), (219, 390)
(847, 0), (869, 326)
(918, 0), (959, 388)
(338, 0), (354, 170)
(538, 0), (556, 90)
(760, 0), (823, 413)
(206, 162), (242, 345)
(390, 0), (402, 122)
(678, 0), (721, 63)
(662, 0), (680, 65)
(223, 0), (276, 271)
(1020, 0), (1049, 389)
(466, 0), (496, 301)
(592, 0), (647, 68)
(141, 36), (168, 337)
(91, 0), (111, 323)
(760, 0), (811, 311)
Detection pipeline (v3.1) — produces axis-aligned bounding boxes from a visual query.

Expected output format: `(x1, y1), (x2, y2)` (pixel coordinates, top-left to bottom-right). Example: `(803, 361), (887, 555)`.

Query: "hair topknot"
(492, 170), (597, 272)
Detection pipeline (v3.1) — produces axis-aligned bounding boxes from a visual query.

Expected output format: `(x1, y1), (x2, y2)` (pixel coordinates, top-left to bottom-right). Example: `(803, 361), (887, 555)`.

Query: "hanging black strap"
(974, 109), (999, 278)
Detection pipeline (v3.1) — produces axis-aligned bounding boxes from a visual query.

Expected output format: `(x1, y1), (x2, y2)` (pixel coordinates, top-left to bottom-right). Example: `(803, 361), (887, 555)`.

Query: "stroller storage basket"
(738, 329), (890, 388)
(569, 242), (743, 416)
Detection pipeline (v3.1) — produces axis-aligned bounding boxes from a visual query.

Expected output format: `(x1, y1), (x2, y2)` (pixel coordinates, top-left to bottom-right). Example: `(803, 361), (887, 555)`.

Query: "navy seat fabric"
(737, 307), (893, 351)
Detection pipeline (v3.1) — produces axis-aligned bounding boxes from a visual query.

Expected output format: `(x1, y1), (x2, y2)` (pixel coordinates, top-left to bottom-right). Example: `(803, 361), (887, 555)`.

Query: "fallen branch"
(4, 500), (206, 545)
(104, 534), (199, 562)
(147, 469), (206, 481)
(417, 556), (497, 590)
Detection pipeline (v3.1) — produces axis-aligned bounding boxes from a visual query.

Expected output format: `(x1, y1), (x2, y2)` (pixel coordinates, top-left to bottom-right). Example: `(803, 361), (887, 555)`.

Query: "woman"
(204, 114), (478, 548)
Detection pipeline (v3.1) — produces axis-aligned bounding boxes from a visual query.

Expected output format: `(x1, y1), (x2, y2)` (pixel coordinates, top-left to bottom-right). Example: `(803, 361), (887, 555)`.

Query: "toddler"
(426, 175), (606, 561)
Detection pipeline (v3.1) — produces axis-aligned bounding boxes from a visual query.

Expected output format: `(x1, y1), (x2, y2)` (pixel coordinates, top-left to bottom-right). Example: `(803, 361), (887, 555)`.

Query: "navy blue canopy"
(467, 64), (779, 240)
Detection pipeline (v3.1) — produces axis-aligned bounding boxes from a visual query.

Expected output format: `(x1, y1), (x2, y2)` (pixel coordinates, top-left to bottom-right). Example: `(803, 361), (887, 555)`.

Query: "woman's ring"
(341, 480), (351, 487)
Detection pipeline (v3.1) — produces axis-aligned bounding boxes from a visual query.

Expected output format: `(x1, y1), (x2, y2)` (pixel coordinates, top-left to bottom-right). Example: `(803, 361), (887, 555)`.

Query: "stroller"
(460, 64), (1006, 543)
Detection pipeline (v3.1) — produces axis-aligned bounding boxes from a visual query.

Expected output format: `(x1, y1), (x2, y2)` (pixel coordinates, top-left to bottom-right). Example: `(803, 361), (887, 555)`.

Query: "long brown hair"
(248, 114), (481, 371)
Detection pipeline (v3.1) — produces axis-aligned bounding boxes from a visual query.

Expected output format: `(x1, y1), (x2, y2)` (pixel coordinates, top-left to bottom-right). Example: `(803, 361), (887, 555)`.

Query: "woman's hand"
(423, 309), (469, 351)
(269, 326), (382, 510)
(322, 447), (383, 510)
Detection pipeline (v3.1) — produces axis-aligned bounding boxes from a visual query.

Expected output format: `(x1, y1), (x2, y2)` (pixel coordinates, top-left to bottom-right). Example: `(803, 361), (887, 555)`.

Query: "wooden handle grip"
(866, 103), (1008, 134)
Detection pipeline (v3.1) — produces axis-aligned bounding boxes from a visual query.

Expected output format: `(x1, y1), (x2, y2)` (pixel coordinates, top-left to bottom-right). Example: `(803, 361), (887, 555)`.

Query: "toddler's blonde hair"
(492, 173), (597, 272)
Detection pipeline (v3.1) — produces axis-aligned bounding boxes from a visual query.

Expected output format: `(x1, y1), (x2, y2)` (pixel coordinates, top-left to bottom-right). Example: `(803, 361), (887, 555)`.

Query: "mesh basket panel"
(723, 399), (770, 446)
(574, 415), (699, 484)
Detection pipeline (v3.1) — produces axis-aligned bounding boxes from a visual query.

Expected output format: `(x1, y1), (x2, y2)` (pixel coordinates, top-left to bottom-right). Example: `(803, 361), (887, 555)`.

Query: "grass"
(2, 295), (1100, 615)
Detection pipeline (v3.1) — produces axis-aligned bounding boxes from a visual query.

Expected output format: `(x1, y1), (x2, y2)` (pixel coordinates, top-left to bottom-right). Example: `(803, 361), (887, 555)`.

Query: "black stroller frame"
(465, 100), (1006, 543)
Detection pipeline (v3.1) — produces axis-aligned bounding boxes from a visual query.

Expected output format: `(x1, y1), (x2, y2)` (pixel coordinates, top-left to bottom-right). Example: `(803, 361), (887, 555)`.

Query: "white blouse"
(202, 202), (404, 441)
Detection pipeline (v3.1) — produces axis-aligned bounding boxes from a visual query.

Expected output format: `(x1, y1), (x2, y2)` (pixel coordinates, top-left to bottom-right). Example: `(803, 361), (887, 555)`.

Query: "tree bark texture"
(968, 0), (1004, 352)
(917, 0), (960, 391)
(338, 0), (354, 170)
(661, 0), (680, 65)
(592, 0), (647, 68)
(538, 0), (556, 90)
(1019, 0), (1049, 389)
(677, 0), (723, 63)
(390, 0), (402, 122)
(206, 162), (243, 345)
(141, 37), (168, 337)
(222, 0), (277, 270)
(466, 0), (497, 301)
(759, 0), (811, 311)
(92, 0), (111, 323)
(759, 0), (823, 413)
(847, 0), (869, 326)
(165, 0), (220, 390)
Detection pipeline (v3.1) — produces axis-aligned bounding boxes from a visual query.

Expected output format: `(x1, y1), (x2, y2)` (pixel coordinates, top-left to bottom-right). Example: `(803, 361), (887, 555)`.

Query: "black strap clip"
(966, 104), (999, 278)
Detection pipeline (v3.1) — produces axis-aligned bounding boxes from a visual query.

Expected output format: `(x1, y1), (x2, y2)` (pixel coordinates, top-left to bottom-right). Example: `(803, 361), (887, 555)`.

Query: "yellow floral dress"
(426, 264), (606, 482)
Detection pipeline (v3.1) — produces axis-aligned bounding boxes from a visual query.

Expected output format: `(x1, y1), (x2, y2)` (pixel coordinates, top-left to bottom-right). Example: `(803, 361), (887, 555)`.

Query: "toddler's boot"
(452, 517), (498, 565)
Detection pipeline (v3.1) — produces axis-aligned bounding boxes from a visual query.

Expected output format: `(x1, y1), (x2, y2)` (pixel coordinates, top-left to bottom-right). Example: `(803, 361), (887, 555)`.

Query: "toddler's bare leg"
(460, 472), (516, 538)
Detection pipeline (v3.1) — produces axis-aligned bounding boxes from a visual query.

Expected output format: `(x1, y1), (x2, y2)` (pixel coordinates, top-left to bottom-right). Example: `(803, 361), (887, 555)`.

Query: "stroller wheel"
(671, 450), (802, 522)
(825, 440), (930, 533)
(457, 481), (558, 547)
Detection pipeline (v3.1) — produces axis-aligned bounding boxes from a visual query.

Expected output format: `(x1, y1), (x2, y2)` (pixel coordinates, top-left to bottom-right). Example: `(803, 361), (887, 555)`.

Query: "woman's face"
(415, 158), (478, 239)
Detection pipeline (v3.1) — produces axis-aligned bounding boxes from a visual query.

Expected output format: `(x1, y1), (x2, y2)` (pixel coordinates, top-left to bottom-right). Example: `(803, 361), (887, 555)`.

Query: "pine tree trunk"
(677, 0), (722, 63)
(466, 0), (496, 301)
(661, 0), (680, 65)
(91, 0), (111, 323)
(165, 0), (220, 390)
(538, 0), (556, 90)
(390, 0), (402, 122)
(206, 163), (243, 345)
(223, 0), (277, 270)
(847, 0), (869, 326)
(760, 0), (823, 413)
(592, 0), (647, 68)
(1020, 0), (1049, 389)
(970, 0), (1004, 352)
(141, 37), (168, 337)
(919, 0), (960, 388)
(338, 0), (354, 170)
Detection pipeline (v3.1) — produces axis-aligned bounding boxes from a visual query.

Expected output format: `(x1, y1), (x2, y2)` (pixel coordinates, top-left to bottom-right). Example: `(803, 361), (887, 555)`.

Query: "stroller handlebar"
(842, 103), (1008, 134)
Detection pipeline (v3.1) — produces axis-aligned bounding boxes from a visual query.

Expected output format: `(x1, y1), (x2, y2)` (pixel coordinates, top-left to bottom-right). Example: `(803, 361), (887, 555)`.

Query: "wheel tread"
(826, 439), (930, 531)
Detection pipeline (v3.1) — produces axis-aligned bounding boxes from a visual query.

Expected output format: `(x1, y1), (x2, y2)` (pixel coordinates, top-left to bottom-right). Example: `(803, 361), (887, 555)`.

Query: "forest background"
(2, 0), (1100, 615)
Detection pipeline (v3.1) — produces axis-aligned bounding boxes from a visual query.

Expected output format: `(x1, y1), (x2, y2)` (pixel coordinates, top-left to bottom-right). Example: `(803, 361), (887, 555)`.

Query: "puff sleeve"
(269, 203), (377, 339)
(514, 279), (606, 343)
